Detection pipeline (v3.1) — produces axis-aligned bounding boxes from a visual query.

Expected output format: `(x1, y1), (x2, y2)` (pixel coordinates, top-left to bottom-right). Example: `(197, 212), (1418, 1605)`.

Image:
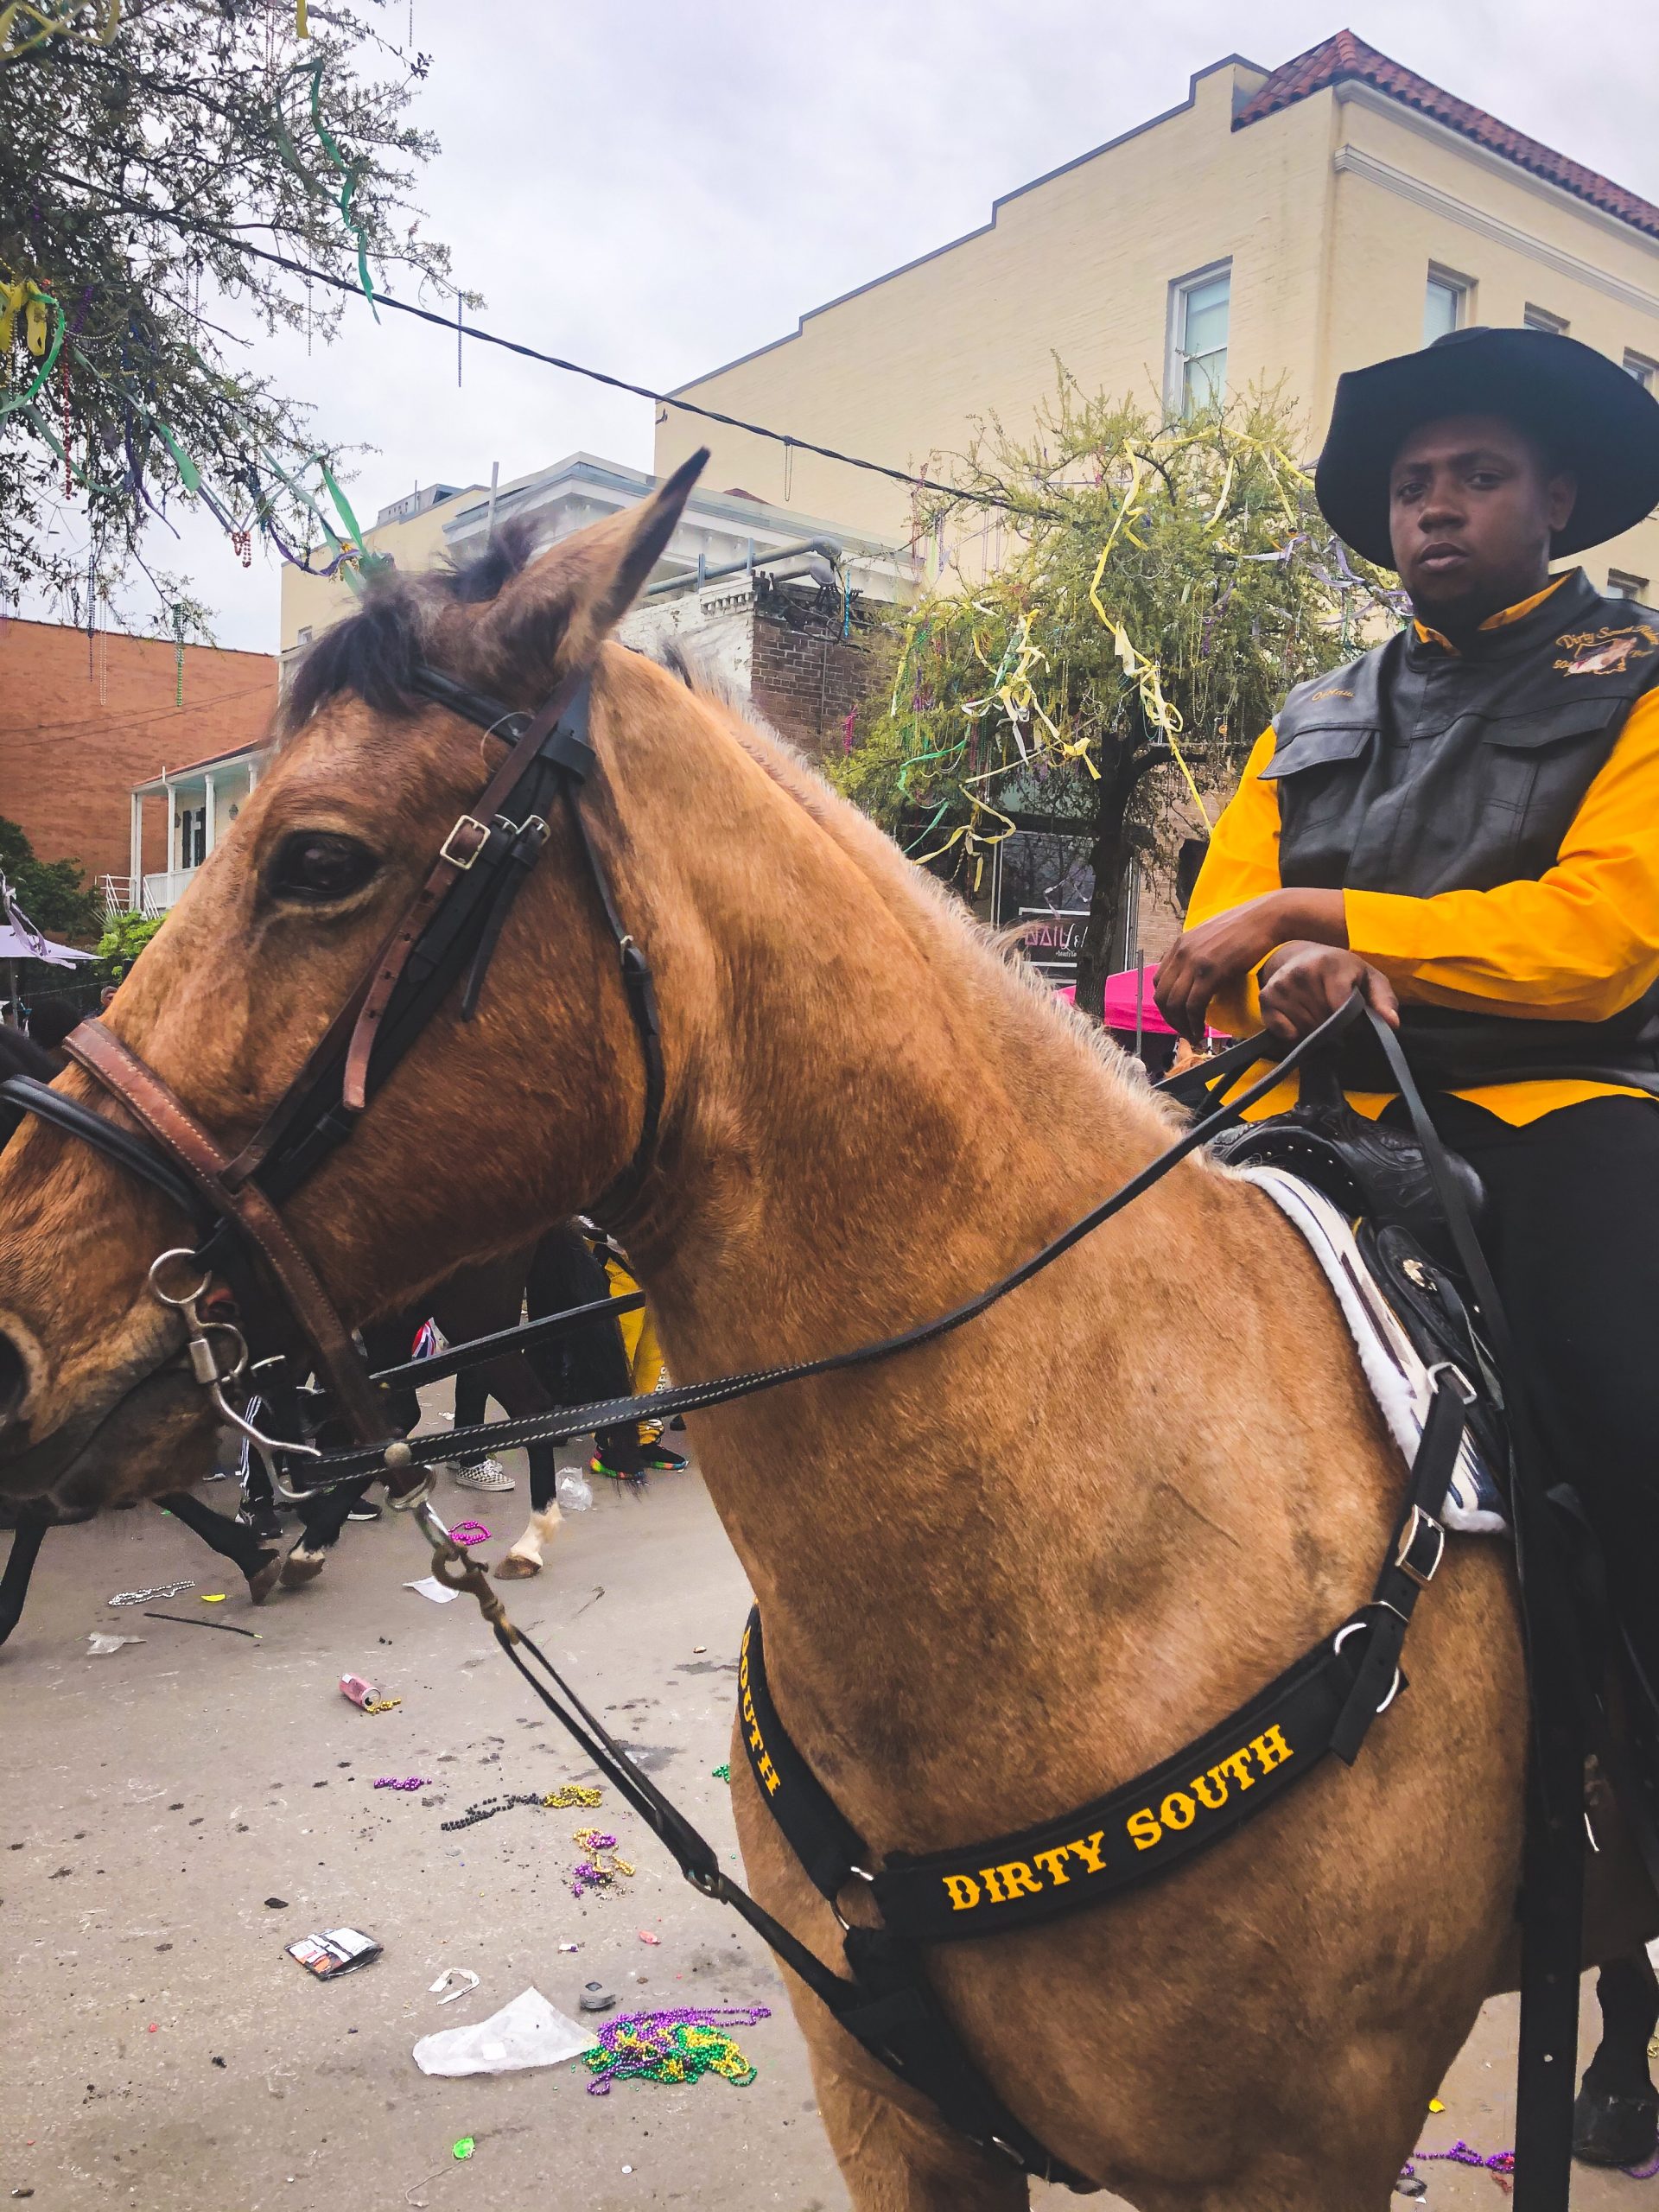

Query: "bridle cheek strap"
(61, 1020), (389, 1444)
(340, 664), (593, 1112)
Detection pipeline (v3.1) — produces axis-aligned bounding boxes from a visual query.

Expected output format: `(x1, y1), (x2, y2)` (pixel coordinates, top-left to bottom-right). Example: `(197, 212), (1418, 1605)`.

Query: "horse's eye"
(268, 831), (378, 904)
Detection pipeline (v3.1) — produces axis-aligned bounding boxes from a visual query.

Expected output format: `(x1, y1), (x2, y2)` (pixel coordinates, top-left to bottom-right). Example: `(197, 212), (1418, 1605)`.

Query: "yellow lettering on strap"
(1249, 1724), (1294, 1776)
(1190, 1770), (1230, 1811)
(1066, 1831), (1109, 1875)
(1032, 1847), (1072, 1887)
(1209, 1749), (1255, 1793)
(995, 1861), (1044, 1900)
(943, 1874), (982, 1912)
(1125, 1808), (1161, 1851)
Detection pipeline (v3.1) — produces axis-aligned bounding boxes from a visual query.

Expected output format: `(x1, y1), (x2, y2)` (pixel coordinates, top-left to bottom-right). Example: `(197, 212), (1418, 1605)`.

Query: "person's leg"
(454, 1367), (489, 1432)
(527, 1229), (641, 1479)
(235, 1395), (285, 1542)
(607, 1255), (682, 1469)
(1422, 1095), (1659, 1686)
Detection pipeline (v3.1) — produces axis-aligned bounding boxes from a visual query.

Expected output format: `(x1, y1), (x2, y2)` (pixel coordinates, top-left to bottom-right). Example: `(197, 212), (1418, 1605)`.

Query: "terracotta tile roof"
(1235, 30), (1659, 243)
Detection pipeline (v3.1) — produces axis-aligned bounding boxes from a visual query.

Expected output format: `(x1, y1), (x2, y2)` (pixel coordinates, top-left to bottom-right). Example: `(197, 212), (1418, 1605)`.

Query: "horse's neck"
(615, 705), (1272, 1738)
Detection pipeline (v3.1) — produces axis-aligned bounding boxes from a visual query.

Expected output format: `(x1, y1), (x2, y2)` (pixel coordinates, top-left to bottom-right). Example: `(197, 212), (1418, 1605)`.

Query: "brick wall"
(750, 618), (877, 753)
(0, 618), (278, 885)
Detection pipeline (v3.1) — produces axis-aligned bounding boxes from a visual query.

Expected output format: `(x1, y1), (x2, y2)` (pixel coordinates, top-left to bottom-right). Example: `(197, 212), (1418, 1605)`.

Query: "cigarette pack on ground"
(286, 1927), (383, 1979)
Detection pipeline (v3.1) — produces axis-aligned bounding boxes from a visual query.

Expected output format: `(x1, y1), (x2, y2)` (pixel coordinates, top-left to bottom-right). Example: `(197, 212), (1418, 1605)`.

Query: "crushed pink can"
(339, 1674), (379, 1709)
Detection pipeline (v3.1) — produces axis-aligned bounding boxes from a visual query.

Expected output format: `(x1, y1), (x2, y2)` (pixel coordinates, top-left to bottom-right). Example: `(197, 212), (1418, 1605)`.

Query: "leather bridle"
(0, 646), (665, 1470)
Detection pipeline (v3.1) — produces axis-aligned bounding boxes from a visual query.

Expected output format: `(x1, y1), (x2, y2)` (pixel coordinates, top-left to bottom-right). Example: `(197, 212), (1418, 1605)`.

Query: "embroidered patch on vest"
(1554, 624), (1658, 676)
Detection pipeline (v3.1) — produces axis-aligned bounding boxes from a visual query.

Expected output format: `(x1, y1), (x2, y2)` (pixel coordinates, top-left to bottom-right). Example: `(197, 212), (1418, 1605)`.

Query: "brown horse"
(0, 477), (1643, 2209)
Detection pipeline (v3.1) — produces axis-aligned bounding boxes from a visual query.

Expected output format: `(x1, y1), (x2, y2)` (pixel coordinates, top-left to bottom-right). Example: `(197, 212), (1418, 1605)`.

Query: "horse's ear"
(478, 448), (709, 687)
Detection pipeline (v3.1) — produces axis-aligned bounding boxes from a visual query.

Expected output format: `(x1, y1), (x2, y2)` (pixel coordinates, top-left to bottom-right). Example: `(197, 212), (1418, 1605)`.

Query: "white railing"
(99, 871), (194, 918)
(141, 868), (195, 914)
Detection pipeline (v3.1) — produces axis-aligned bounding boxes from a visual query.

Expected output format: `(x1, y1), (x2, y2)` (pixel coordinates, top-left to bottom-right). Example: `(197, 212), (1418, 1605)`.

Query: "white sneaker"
(449, 1457), (514, 1492)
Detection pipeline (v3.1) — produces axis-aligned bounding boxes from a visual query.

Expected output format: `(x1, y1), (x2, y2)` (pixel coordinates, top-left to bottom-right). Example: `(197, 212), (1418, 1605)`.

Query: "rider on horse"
(1158, 323), (1659, 1700)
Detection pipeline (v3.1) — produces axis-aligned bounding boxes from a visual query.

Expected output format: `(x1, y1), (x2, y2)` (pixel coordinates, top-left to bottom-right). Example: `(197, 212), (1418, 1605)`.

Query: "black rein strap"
(298, 996), (1373, 1484)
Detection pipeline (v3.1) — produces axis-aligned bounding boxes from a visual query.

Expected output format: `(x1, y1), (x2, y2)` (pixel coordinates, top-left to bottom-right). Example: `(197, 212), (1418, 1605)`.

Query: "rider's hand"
(1257, 942), (1399, 1044)
(1156, 888), (1349, 1041)
(1154, 895), (1287, 1041)
(1159, 889), (1353, 1044)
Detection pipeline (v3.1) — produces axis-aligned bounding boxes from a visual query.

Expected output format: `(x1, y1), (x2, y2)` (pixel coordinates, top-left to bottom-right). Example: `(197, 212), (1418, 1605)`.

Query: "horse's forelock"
(279, 517), (544, 736)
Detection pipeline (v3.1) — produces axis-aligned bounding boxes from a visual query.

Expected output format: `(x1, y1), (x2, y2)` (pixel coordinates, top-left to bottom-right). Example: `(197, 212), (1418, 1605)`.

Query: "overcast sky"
(47, 0), (1659, 651)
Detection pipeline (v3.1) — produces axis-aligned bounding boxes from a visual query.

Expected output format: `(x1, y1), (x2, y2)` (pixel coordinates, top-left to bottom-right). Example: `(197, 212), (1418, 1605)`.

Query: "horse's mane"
(676, 675), (1179, 1127)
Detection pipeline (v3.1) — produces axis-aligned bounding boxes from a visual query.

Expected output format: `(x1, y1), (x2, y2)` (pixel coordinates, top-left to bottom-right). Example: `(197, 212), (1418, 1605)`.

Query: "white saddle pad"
(1236, 1165), (1507, 1536)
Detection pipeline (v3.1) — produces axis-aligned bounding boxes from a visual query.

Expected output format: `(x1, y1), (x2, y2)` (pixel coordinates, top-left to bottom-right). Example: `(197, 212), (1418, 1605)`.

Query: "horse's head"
(0, 457), (709, 1510)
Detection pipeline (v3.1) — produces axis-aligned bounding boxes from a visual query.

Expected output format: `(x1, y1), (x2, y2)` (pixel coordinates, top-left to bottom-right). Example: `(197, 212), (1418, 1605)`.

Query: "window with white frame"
(1523, 304), (1568, 334)
(1608, 569), (1649, 601)
(1423, 268), (1471, 345)
(1168, 263), (1230, 418)
(1624, 351), (1656, 391)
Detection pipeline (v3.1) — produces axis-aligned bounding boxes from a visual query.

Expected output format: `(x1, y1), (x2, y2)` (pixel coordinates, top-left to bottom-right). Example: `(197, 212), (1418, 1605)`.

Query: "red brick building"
(0, 617), (278, 897)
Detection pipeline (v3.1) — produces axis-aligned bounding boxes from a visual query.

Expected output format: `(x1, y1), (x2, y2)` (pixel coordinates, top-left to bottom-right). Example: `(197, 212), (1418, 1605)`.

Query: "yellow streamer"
(0, 0), (118, 63)
(1089, 544), (1212, 832)
(895, 417), (1324, 873)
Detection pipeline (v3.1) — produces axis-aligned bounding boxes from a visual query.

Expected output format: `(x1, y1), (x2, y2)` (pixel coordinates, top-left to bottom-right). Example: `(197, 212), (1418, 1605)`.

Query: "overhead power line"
(38, 168), (1055, 525)
(233, 240), (1041, 518)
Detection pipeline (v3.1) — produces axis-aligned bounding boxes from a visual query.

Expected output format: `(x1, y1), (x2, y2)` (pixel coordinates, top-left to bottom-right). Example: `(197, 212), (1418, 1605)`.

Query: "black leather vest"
(1264, 569), (1659, 1092)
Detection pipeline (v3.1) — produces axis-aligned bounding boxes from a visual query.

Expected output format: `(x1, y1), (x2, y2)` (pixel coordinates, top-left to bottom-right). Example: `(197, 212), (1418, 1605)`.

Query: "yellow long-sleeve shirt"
(1187, 607), (1659, 1126)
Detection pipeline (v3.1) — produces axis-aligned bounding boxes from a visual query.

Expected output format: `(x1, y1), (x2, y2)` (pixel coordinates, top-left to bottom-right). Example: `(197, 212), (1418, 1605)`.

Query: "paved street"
(0, 1453), (1649, 2211)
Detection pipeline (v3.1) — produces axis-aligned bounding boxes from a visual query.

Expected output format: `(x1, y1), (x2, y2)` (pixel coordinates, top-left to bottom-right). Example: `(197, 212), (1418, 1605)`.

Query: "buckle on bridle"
(1394, 1504), (1446, 1589)
(506, 813), (550, 857)
(439, 814), (490, 870)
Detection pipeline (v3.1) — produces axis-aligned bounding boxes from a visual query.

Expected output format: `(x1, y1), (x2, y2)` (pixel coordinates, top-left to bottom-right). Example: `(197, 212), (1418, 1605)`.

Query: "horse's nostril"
(0, 1329), (28, 1427)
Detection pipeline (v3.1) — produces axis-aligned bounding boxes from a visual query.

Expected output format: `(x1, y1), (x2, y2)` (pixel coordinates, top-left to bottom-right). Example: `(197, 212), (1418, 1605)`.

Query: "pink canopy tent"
(1054, 963), (1225, 1040)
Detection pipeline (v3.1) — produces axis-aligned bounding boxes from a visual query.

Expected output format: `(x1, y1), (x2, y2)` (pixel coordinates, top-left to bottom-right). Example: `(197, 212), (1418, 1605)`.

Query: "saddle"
(1207, 1080), (1508, 1484)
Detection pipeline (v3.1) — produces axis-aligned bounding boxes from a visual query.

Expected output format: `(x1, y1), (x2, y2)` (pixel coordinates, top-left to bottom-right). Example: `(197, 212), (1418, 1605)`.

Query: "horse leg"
(804, 2044), (1029, 2212)
(281, 1479), (369, 1588)
(158, 1489), (281, 1604)
(495, 1440), (561, 1579)
(1575, 1948), (1659, 2165)
(0, 1502), (52, 1649)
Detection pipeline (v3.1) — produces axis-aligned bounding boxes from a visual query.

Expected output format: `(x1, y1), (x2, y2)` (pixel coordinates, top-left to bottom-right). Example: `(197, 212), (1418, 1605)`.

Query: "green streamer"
(308, 62), (379, 321)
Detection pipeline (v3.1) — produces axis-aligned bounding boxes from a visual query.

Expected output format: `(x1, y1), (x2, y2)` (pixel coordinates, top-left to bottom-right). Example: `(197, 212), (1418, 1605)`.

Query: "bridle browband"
(1, 646), (665, 1465)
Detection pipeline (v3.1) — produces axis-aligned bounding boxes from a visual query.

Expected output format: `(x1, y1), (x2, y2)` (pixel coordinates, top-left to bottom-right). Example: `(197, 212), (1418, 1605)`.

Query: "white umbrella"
(0, 879), (98, 1027)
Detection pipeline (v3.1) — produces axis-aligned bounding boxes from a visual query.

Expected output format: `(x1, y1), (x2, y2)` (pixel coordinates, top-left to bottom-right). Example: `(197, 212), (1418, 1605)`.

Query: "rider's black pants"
(1400, 1093), (1659, 1683)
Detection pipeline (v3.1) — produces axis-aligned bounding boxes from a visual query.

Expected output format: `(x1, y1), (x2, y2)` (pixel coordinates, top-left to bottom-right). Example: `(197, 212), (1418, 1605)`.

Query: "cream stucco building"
(655, 31), (1659, 599)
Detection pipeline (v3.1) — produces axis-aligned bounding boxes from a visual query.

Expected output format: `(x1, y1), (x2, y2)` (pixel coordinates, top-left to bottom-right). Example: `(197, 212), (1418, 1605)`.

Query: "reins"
(289, 1001), (1372, 1489)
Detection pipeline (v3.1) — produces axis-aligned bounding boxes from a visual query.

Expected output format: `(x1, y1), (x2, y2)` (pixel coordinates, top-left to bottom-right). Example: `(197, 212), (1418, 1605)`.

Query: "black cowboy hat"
(1315, 325), (1659, 568)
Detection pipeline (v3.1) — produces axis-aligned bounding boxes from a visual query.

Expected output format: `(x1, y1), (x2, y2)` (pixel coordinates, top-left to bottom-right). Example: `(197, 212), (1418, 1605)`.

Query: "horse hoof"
(280, 1548), (327, 1590)
(246, 1553), (282, 1605)
(1573, 2084), (1659, 2165)
(492, 1554), (541, 1580)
